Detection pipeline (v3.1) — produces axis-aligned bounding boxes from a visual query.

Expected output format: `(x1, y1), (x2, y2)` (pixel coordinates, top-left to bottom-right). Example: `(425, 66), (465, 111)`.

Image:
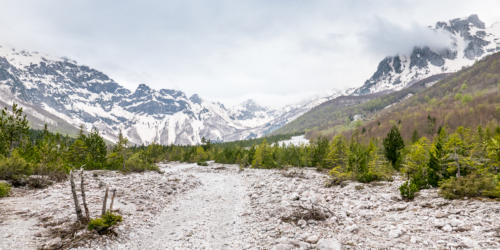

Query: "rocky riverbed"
(0, 162), (499, 249)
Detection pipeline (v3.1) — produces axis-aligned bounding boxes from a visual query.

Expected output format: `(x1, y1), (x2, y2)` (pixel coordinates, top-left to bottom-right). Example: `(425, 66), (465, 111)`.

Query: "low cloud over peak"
(360, 17), (454, 57)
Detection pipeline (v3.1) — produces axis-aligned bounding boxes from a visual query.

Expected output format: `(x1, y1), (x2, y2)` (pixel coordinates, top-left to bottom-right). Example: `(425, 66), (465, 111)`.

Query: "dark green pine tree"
(411, 129), (420, 144)
(84, 127), (107, 169)
(0, 104), (29, 156)
(383, 125), (405, 170)
(312, 137), (329, 169)
(428, 128), (447, 186)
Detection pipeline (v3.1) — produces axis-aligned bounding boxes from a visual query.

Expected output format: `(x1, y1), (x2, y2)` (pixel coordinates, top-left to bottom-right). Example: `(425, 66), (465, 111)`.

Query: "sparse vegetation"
(399, 180), (418, 200)
(197, 161), (208, 166)
(87, 212), (123, 234)
(0, 182), (11, 197)
(438, 173), (500, 199)
(0, 104), (161, 189)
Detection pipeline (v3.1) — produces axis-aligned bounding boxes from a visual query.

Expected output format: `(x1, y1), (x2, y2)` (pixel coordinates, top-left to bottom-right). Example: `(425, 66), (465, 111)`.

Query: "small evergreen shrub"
(87, 212), (123, 234)
(0, 152), (32, 185)
(356, 170), (391, 183)
(438, 172), (500, 199)
(123, 152), (159, 173)
(0, 182), (11, 197)
(399, 180), (418, 201)
(197, 161), (208, 166)
(327, 167), (351, 186)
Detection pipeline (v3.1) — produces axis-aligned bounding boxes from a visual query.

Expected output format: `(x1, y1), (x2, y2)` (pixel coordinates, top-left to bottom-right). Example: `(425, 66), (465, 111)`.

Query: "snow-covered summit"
(354, 14), (500, 95)
(0, 43), (323, 145)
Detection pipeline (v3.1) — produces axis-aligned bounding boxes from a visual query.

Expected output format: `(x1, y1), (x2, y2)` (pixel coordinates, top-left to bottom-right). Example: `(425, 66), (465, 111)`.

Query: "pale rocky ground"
(1, 162), (499, 249)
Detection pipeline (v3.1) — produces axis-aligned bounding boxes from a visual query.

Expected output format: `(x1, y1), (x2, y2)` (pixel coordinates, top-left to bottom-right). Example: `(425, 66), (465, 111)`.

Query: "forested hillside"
(276, 52), (500, 142)
(274, 74), (448, 136)
(340, 52), (500, 141)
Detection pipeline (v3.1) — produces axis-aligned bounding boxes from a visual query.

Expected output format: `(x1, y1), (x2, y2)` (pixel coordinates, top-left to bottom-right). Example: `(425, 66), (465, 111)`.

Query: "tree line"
(1, 103), (499, 200)
(0, 104), (160, 189)
(162, 124), (500, 200)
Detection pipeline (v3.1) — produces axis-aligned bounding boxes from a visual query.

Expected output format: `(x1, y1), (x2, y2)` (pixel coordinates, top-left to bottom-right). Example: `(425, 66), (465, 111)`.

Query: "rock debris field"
(0, 162), (499, 249)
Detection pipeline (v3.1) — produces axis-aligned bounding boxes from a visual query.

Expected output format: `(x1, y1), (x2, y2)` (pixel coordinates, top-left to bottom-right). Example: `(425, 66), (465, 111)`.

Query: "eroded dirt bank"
(1, 163), (499, 249)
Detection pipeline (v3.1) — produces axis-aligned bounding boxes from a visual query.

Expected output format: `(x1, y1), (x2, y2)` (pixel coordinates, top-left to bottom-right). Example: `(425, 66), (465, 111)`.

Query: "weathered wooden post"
(101, 186), (109, 216)
(80, 169), (90, 222)
(109, 189), (117, 212)
(70, 170), (83, 222)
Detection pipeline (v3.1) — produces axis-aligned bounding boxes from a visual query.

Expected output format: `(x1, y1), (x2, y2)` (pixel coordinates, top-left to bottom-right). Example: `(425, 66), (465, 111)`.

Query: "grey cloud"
(359, 17), (453, 57)
(0, 0), (499, 107)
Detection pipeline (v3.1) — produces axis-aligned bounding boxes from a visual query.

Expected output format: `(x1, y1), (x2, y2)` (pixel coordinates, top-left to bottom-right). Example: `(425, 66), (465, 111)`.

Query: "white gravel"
(1, 162), (499, 249)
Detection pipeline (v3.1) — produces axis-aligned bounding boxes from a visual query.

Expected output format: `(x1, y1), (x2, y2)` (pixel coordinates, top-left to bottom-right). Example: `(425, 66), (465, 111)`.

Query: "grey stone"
(442, 224), (453, 232)
(297, 219), (307, 228)
(316, 238), (341, 250)
(271, 243), (295, 250)
(305, 235), (319, 244)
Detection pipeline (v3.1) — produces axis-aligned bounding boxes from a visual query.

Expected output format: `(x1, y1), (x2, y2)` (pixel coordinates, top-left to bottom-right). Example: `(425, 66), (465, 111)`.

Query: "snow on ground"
(277, 135), (310, 146)
(1, 163), (499, 249)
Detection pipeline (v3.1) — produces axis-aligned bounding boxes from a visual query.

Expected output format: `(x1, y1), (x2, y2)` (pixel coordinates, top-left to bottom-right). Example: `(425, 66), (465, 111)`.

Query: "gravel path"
(113, 164), (251, 249)
(1, 162), (499, 249)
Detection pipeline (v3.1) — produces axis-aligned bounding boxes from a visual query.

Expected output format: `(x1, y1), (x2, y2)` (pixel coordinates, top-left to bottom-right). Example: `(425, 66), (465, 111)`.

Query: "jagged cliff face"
(354, 15), (500, 95)
(0, 44), (323, 145)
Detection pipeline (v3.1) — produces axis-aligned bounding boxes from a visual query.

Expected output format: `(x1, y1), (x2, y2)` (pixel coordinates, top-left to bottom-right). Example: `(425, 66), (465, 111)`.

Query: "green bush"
(327, 166), (351, 186)
(32, 161), (69, 182)
(0, 182), (11, 197)
(0, 152), (32, 185)
(357, 170), (387, 183)
(87, 212), (123, 233)
(400, 180), (419, 201)
(196, 161), (208, 166)
(438, 172), (500, 199)
(123, 152), (159, 173)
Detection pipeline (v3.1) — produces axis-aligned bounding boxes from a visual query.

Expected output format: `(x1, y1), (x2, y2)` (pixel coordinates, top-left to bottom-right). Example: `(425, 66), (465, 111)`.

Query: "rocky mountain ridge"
(0, 44), (326, 145)
(354, 14), (500, 95)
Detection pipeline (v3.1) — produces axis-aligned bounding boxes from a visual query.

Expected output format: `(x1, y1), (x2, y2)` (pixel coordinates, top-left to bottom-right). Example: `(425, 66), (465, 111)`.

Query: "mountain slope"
(0, 45), (322, 145)
(274, 74), (449, 136)
(294, 51), (500, 141)
(354, 14), (500, 95)
(348, 51), (500, 141)
(274, 14), (500, 137)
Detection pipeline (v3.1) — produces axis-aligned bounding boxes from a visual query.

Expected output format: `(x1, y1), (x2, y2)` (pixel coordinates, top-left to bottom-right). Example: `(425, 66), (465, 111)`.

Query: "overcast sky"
(1, 0), (499, 107)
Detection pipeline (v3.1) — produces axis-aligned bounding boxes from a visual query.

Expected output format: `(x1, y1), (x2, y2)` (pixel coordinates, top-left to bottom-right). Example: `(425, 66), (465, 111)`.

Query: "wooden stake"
(70, 170), (83, 222)
(80, 169), (90, 222)
(109, 189), (117, 212)
(102, 186), (109, 216)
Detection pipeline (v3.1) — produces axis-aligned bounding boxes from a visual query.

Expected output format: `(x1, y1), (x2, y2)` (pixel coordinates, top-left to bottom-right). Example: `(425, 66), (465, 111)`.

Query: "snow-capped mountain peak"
(0, 43), (326, 145)
(354, 14), (500, 95)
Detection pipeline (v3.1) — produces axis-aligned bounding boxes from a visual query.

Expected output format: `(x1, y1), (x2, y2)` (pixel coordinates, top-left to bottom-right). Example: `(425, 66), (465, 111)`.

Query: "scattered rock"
(435, 212), (448, 218)
(297, 219), (307, 228)
(43, 237), (62, 249)
(305, 234), (319, 244)
(449, 218), (463, 228)
(316, 238), (341, 250)
(1, 163), (500, 249)
(389, 228), (404, 238)
(346, 224), (359, 233)
(388, 203), (408, 211)
(271, 243), (294, 250)
(442, 224), (453, 232)
(410, 236), (418, 244)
